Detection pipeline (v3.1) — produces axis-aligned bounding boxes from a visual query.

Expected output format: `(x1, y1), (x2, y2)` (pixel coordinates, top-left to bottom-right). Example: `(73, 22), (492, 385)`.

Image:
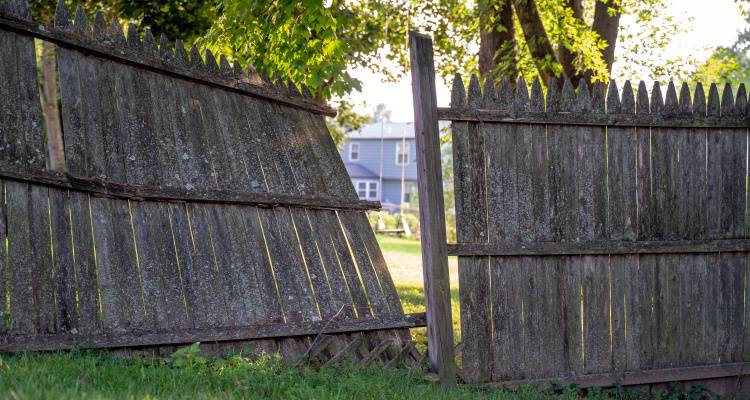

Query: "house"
(340, 122), (417, 212)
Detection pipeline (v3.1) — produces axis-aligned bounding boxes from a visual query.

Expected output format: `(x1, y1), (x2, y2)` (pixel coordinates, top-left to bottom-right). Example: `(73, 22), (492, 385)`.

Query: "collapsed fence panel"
(0, 0), (425, 365)
(439, 66), (750, 389)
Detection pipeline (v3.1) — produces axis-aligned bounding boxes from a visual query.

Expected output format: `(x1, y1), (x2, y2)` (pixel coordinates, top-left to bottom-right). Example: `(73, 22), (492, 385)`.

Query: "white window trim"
(395, 141), (409, 166)
(349, 142), (360, 162)
(353, 179), (379, 200)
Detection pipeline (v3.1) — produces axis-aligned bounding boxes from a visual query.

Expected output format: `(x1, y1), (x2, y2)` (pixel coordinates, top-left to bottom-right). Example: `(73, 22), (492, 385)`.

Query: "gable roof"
(344, 162), (379, 179)
(348, 122), (415, 140)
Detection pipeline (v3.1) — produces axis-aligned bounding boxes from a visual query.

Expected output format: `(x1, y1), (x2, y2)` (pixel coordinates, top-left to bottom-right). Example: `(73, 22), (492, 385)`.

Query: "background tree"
(692, 11), (750, 85)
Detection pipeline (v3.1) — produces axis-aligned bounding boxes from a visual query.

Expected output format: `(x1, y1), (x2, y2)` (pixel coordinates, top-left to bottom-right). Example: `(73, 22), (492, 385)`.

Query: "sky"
(347, 0), (748, 123)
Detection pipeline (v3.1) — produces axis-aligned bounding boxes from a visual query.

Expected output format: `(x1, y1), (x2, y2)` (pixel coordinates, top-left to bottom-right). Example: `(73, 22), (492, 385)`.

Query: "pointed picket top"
(620, 81), (635, 114)
(636, 81), (649, 115)
(108, 18), (126, 45)
(560, 77), (576, 112)
(663, 81), (678, 115)
(466, 74), (481, 109)
(606, 79), (621, 114)
(721, 83), (735, 116)
(55, 0), (72, 31)
(650, 82), (664, 114)
(260, 72), (273, 85)
(245, 62), (258, 77)
(482, 75), (496, 107)
(273, 73), (288, 94)
(174, 39), (188, 65)
(158, 34), (172, 58)
(218, 55), (232, 76)
(126, 24), (142, 50)
(73, 5), (90, 37)
(736, 84), (748, 117)
(0, 0), (32, 20)
(546, 76), (560, 112)
(142, 29), (157, 55)
(93, 11), (107, 39)
(189, 45), (204, 70)
(692, 83), (706, 117)
(576, 80), (592, 113)
(591, 81), (606, 113)
(515, 76), (530, 112)
(232, 61), (245, 79)
(678, 82), (692, 115)
(287, 80), (302, 97)
(530, 77), (544, 112)
(204, 50), (218, 73)
(300, 83), (313, 99)
(497, 76), (513, 110)
(707, 83), (720, 117)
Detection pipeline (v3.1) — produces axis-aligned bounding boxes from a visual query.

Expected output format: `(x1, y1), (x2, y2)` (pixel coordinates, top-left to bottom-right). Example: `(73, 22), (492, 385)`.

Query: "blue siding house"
(340, 122), (417, 211)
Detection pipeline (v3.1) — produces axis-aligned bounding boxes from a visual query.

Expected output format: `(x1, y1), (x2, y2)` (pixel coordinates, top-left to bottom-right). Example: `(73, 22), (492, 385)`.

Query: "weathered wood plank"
(451, 75), (491, 382)
(409, 32), (455, 384)
(582, 255), (611, 374)
(202, 204), (256, 326)
(490, 256), (520, 381)
(435, 108), (749, 128)
(49, 188), (77, 333)
(13, 26), (45, 168)
(131, 201), (188, 330)
(0, 164), (381, 211)
(166, 203), (223, 329)
(7, 181), (34, 335)
(448, 238), (750, 256)
(90, 198), (145, 333)
(0, 312), (427, 352)
(0, 180), (5, 335)
(68, 192), (101, 334)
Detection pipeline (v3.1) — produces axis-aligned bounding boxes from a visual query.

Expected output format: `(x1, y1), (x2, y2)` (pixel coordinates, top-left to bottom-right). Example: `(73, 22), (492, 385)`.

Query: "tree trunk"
(511, 0), (558, 87)
(557, 0), (584, 85)
(584, 0), (621, 82)
(41, 41), (65, 171)
(479, 0), (517, 80)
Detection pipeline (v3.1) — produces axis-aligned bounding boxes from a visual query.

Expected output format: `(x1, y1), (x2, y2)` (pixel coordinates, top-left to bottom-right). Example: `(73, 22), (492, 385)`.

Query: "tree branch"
(511, 0), (559, 87)
(479, 0), (517, 79)
(586, 0), (621, 81)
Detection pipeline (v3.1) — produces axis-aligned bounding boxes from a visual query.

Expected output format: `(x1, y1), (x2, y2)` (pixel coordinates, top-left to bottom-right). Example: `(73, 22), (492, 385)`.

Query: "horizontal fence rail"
(0, 163), (381, 211)
(0, 12), (336, 117)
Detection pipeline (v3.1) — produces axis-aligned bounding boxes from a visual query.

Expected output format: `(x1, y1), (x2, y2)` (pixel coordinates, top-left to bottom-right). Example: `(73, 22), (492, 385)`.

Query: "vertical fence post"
(409, 31), (456, 385)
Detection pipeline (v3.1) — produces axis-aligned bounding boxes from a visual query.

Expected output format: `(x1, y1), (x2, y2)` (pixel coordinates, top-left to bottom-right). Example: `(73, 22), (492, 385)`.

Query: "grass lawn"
(0, 234), (717, 399)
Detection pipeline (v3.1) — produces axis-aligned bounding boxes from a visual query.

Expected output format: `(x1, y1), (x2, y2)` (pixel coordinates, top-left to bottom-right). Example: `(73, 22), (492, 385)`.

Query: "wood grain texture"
(409, 31), (456, 384)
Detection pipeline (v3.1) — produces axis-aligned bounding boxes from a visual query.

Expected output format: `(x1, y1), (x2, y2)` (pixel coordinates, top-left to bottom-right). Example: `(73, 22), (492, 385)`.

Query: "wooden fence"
(0, 0), (426, 366)
(410, 32), (750, 394)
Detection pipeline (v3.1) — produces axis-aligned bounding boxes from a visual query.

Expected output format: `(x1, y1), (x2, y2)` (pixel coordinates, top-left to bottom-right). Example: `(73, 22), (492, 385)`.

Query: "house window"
(396, 142), (409, 166)
(349, 142), (360, 161)
(355, 180), (378, 200)
(402, 182), (414, 203)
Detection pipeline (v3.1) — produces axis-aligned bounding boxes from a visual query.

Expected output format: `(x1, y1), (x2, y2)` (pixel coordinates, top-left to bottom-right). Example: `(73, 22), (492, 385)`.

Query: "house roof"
(344, 163), (379, 179)
(346, 121), (450, 140)
(348, 122), (415, 140)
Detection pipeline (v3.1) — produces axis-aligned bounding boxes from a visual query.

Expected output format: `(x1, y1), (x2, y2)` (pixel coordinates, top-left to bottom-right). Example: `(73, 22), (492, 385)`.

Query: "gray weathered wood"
(409, 31), (456, 384)
(0, 312), (427, 352)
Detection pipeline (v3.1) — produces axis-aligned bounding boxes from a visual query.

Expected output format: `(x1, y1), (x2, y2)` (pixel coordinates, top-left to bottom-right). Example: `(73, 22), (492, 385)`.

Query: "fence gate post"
(409, 31), (456, 385)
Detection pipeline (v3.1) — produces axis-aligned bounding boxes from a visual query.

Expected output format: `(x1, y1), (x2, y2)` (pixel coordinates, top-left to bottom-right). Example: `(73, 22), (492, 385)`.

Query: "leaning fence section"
(0, 0), (425, 366)
(444, 72), (750, 389)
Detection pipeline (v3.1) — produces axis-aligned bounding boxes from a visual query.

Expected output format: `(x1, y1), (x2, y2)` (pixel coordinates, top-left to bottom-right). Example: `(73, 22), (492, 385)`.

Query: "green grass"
(376, 234), (423, 256)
